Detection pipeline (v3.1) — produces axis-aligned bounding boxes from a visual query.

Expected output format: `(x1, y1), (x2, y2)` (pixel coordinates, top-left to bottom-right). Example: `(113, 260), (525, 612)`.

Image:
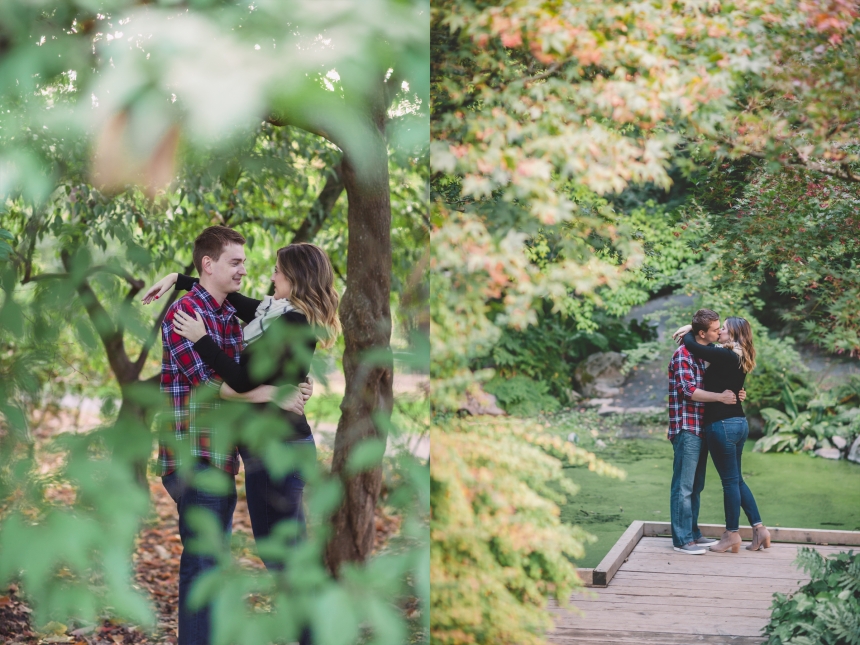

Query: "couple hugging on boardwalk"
(141, 225), (341, 645)
(668, 308), (772, 555)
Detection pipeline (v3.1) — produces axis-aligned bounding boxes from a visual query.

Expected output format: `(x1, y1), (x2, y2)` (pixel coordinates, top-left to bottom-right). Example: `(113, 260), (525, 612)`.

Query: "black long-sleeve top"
(682, 331), (746, 426)
(175, 274), (316, 439)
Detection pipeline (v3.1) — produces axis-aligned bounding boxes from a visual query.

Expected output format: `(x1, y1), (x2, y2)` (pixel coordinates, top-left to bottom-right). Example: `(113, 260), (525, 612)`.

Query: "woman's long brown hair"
(724, 317), (756, 374)
(276, 243), (341, 349)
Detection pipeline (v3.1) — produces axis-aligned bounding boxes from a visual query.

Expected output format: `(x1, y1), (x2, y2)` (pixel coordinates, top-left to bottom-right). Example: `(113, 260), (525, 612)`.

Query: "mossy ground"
(545, 410), (860, 568)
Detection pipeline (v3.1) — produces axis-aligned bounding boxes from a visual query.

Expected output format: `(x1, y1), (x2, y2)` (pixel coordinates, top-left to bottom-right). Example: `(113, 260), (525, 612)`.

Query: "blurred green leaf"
(345, 438), (387, 475)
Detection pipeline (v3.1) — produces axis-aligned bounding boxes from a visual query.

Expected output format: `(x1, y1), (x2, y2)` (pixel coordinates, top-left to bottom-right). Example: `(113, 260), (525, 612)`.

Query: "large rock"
(814, 447), (842, 460)
(458, 386), (506, 416)
(575, 352), (627, 398)
(848, 436), (860, 464)
(832, 435), (847, 450)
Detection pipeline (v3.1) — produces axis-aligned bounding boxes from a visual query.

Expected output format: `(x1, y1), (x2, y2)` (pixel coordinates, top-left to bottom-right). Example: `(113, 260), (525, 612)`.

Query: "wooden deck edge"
(576, 568), (593, 586)
(589, 520), (645, 587)
(578, 521), (860, 588)
(642, 522), (860, 546)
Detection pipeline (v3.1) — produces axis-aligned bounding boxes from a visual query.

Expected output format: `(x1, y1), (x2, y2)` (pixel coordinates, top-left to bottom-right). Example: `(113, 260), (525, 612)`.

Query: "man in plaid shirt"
(158, 226), (248, 645)
(668, 309), (745, 555)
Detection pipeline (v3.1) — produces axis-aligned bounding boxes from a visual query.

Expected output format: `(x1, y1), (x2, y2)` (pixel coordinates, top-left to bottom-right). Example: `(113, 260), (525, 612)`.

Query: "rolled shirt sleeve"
(674, 353), (698, 400)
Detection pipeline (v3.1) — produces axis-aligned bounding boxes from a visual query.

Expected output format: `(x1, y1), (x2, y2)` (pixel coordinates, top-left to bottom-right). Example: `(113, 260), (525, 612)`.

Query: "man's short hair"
(192, 226), (246, 273)
(691, 308), (720, 335)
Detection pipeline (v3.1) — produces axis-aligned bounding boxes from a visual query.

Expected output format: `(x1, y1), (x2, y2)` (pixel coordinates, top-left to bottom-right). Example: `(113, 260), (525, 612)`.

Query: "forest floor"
(1, 374), (428, 645)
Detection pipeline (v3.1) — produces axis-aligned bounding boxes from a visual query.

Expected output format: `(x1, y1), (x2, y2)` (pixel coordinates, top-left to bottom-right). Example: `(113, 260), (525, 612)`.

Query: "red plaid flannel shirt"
(668, 344), (707, 440)
(156, 283), (244, 476)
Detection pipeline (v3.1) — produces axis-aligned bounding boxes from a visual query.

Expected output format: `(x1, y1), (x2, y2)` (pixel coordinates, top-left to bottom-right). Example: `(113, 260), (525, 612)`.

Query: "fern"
(764, 548), (860, 645)
(818, 601), (860, 645)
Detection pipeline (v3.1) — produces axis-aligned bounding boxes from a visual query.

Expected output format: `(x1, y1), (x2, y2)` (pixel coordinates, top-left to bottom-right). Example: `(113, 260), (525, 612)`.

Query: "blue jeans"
(705, 418), (762, 532)
(162, 463), (237, 645)
(239, 435), (315, 645)
(670, 431), (707, 547)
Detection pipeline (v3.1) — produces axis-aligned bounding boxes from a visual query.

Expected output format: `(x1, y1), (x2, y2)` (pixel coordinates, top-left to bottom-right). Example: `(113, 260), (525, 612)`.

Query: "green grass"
(546, 411), (860, 568)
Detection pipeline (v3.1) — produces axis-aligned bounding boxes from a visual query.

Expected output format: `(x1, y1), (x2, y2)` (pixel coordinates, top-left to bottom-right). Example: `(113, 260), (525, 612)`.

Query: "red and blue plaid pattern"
(668, 344), (707, 440)
(156, 283), (244, 476)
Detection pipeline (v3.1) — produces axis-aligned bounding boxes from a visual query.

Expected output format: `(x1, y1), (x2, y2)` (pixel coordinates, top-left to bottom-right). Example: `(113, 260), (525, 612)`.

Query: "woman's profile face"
(272, 263), (293, 300)
(718, 325), (731, 344)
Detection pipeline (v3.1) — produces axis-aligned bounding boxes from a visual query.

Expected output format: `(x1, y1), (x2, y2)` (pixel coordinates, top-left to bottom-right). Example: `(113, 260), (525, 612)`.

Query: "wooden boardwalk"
(548, 524), (859, 645)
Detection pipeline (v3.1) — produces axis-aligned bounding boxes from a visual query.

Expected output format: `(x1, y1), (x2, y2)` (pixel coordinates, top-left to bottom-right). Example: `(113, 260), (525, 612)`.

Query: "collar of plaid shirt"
(157, 282), (244, 476)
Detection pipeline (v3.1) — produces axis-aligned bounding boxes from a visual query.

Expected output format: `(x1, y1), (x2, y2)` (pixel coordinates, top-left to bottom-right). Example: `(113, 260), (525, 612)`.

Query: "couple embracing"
(668, 308), (771, 555)
(142, 225), (340, 645)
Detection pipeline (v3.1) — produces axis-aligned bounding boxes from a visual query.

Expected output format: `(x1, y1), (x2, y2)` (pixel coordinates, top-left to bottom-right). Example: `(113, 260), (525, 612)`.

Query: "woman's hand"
(274, 377), (314, 414)
(672, 324), (693, 344)
(173, 309), (208, 343)
(142, 273), (179, 304)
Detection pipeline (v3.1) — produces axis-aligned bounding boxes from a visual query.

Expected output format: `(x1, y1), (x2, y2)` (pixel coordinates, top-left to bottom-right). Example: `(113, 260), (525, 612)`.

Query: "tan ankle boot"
(746, 524), (771, 551)
(709, 530), (742, 553)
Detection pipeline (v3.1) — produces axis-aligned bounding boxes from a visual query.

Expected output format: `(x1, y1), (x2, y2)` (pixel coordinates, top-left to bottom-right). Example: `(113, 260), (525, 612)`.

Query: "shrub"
(763, 548), (860, 645)
(755, 377), (860, 455)
(484, 375), (561, 417)
(484, 310), (656, 403)
(431, 417), (624, 645)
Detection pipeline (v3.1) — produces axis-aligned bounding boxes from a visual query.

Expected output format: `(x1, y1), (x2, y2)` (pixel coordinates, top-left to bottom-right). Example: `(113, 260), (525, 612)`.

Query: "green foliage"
(755, 377), (860, 456)
(0, 2), (430, 642)
(484, 311), (655, 404)
(704, 164), (860, 356)
(484, 375), (560, 417)
(431, 418), (623, 645)
(764, 548), (860, 645)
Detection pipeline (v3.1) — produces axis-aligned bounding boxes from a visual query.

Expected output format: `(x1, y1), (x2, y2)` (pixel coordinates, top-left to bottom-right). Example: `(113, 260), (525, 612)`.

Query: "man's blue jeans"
(670, 430), (707, 547)
(239, 436), (315, 645)
(705, 417), (762, 531)
(162, 464), (237, 645)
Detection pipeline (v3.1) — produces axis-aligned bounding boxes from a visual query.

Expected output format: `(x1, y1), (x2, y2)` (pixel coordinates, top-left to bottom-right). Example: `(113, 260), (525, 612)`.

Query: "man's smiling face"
(204, 242), (247, 294)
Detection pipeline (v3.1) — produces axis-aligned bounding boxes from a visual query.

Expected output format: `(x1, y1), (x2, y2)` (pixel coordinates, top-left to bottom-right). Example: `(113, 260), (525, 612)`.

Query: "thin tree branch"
(292, 160), (345, 244)
(60, 250), (135, 382)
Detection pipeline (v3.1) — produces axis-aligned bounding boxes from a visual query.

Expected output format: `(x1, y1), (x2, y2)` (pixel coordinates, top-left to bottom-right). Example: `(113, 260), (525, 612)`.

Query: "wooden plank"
(618, 562), (810, 580)
(640, 522), (860, 546)
(556, 600), (771, 619)
(591, 520), (644, 587)
(576, 568), (593, 586)
(622, 551), (821, 572)
(630, 544), (848, 560)
(550, 610), (767, 636)
(563, 594), (775, 611)
(632, 538), (847, 555)
(610, 570), (807, 588)
(570, 586), (783, 602)
(547, 628), (765, 645)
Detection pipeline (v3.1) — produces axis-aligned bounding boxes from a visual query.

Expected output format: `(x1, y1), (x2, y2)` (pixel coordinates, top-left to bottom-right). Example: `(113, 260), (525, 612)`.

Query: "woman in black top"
(144, 243), (340, 645)
(680, 317), (770, 553)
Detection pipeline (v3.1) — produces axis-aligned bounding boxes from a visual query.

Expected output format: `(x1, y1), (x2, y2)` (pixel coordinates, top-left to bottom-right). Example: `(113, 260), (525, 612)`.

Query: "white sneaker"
(673, 542), (707, 555)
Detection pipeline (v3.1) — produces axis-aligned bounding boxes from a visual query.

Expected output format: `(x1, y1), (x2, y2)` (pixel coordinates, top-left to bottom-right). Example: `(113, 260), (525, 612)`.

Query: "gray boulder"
(814, 447), (842, 460)
(575, 352), (627, 398)
(832, 435), (847, 450)
(848, 436), (860, 464)
(459, 386), (506, 416)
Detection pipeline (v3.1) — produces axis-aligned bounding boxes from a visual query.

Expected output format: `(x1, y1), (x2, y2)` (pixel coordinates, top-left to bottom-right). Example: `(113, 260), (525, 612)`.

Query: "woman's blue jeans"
(705, 418), (762, 531)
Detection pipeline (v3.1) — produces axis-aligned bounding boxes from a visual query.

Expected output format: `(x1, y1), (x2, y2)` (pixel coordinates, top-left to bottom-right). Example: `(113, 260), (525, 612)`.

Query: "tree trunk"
(324, 116), (394, 574)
